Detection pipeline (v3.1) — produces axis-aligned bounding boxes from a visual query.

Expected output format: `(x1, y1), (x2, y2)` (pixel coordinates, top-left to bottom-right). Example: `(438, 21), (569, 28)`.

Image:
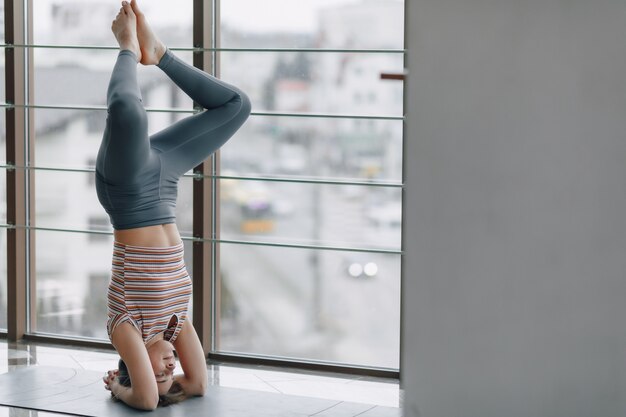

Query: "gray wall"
(401, 1), (626, 416)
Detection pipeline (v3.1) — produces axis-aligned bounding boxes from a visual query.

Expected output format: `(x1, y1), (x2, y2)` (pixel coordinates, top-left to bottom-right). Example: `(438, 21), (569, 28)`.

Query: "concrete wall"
(401, 1), (626, 416)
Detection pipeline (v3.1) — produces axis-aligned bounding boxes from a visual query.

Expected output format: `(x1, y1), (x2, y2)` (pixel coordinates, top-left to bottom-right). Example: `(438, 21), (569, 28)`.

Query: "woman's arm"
(173, 319), (208, 396)
(109, 321), (160, 410)
(105, 377), (154, 410)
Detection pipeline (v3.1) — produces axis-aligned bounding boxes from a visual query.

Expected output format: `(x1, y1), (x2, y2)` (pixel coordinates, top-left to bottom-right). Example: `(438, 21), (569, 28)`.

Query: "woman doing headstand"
(98, 1), (250, 410)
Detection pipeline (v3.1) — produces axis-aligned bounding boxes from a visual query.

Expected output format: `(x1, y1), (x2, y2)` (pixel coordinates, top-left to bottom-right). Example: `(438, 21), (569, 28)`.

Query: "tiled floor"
(0, 339), (402, 416)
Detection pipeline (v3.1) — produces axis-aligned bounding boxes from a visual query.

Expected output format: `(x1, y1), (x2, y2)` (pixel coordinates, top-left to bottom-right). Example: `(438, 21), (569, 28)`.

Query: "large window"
(3, 0), (404, 371)
(217, 0), (404, 368)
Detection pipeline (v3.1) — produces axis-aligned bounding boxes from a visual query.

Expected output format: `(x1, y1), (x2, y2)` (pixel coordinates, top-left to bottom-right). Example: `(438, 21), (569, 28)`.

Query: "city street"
(220, 182), (401, 368)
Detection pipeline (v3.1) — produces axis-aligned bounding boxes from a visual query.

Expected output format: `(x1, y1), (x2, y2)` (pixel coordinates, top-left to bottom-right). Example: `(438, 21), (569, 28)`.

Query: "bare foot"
(111, 1), (141, 62)
(130, 0), (166, 65)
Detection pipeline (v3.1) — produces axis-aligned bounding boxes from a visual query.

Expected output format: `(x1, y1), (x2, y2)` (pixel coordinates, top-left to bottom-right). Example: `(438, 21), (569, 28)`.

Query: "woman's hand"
(102, 369), (120, 393)
(104, 370), (134, 402)
(104, 367), (156, 410)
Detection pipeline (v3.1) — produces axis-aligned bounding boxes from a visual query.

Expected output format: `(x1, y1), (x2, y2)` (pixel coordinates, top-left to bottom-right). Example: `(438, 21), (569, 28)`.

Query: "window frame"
(1, 0), (403, 378)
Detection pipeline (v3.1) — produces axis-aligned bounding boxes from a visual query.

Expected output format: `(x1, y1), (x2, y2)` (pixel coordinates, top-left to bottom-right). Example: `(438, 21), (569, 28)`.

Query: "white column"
(402, 1), (626, 416)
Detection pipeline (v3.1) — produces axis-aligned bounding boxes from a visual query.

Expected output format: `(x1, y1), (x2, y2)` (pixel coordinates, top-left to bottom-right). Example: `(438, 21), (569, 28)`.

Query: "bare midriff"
(113, 223), (182, 247)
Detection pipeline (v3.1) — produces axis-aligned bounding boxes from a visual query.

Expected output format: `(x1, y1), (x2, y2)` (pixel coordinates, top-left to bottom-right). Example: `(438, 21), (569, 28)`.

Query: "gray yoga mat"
(0, 366), (400, 417)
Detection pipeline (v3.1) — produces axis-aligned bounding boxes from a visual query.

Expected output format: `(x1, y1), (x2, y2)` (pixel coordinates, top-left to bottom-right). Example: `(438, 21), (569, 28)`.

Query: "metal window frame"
(5, 0), (35, 341)
(2, 0), (403, 379)
(192, 0), (219, 357)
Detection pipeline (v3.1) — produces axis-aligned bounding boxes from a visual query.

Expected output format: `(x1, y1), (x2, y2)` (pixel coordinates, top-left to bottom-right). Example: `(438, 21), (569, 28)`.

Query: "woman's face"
(147, 339), (176, 395)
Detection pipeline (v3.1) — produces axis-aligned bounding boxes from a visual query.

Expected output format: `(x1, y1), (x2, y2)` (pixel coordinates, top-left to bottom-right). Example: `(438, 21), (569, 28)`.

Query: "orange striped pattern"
(106, 241), (192, 345)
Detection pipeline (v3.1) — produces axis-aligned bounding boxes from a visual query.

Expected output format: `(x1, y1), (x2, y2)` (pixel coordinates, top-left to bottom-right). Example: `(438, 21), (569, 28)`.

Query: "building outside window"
(218, 0), (404, 369)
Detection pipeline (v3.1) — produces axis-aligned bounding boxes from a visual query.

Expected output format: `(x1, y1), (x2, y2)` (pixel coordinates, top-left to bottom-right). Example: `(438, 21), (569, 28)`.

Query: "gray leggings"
(95, 49), (251, 229)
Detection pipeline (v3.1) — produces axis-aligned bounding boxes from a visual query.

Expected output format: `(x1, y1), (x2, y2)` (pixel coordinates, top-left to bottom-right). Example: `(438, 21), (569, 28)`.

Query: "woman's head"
(146, 339), (177, 395)
(116, 339), (185, 406)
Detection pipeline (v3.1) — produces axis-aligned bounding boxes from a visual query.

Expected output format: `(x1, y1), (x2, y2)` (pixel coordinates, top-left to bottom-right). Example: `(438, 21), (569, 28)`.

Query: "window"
(87, 216), (110, 241)
(217, 0), (404, 369)
(3, 0), (404, 372)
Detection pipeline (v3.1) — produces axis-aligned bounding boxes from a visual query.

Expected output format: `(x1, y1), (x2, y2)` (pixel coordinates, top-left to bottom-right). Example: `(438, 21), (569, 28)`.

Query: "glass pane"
(0, 234), (4, 329)
(221, 0), (404, 49)
(35, 169), (109, 233)
(0, 165), (6, 327)
(34, 230), (194, 338)
(35, 109), (106, 169)
(221, 115), (403, 182)
(219, 243), (401, 369)
(0, 41), (7, 164)
(0, 98), (5, 163)
(33, 49), (194, 109)
(0, 168), (6, 225)
(0, 1), (3, 44)
(220, 179), (401, 251)
(34, 170), (194, 236)
(220, 51), (403, 117)
(218, 0), (404, 370)
(33, 106), (194, 169)
(33, 0), (192, 47)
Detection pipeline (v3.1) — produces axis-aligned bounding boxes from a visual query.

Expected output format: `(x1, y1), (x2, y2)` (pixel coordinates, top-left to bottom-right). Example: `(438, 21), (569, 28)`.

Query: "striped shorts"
(106, 241), (192, 345)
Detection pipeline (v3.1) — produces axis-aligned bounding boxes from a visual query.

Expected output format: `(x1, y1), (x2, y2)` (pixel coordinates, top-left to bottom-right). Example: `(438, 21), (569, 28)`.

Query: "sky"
(220, 0), (343, 32)
(31, 0), (363, 35)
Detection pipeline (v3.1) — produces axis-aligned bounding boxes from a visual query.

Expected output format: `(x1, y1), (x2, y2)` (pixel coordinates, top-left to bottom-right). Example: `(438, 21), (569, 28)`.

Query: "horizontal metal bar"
(210, 352), (400, 379)
(0, 224), (402, 255)
(0, 103), (404, 121)
(0, 43), (405, 54)
(207, 173), (403, 188)
(252, 111), (403, 121)
(0, 224), (113, 236)
(216, 47), (405, 54)
(0, 164), (403, 188)
(0, 43), (122, 51)
(0, 165), (94, 174)
(216, 238), (401, 255)
(0, 102), (195, 114)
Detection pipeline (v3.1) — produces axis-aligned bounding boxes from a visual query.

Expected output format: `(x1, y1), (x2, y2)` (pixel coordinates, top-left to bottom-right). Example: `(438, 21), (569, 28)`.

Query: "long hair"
(114, 358), (187, 407)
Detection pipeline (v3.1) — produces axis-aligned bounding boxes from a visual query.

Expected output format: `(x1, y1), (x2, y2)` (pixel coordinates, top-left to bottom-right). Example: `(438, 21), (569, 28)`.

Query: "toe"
(122, 1), (133, 15)
(130, 0), (143, 15)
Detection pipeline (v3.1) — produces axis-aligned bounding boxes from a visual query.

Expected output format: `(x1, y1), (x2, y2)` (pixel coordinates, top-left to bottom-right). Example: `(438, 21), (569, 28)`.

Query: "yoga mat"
(0, 366), (400, 416)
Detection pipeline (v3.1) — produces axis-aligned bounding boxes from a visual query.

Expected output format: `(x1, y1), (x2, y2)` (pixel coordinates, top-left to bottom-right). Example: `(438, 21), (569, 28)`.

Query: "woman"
(98, 0), (250, 410)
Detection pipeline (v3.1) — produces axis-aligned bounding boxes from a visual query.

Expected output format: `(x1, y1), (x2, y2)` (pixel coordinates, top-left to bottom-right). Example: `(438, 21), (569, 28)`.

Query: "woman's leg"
(97, 50), (150, 183)
(97, 5), (151, 184)
(128, 0), (251, 178)
(149, 50), (251, 179)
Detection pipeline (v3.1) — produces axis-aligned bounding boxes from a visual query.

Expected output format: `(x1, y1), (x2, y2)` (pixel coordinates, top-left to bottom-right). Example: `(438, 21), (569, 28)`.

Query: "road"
(219, 181), (401, 369)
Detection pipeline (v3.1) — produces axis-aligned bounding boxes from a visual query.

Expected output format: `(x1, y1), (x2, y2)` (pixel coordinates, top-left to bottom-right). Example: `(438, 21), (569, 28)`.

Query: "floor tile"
(311, 401), (376, 416)
(265, 379), (400, 407)
(0, 405), (71, 416)
(71, 358), (120, 372)
(356, 405), (402, 417)
(30, 352), (84, 369)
